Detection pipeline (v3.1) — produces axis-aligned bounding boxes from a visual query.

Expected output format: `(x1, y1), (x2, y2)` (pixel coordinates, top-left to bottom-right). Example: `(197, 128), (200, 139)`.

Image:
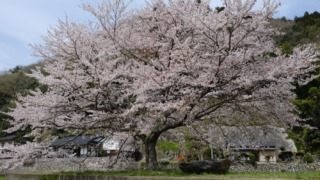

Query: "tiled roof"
(0, 135), (17, 142)
(50, 135), (104, 147)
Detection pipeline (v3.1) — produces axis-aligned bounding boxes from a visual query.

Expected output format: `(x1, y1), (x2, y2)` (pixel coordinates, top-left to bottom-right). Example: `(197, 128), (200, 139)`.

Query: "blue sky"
(0, 0), (320, 71)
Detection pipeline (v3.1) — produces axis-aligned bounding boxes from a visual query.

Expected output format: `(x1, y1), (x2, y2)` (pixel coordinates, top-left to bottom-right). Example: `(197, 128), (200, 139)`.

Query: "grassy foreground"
(51, 170), (320, 179)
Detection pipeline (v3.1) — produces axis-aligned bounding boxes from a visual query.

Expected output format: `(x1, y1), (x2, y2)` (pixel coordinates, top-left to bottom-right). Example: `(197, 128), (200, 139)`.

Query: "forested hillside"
(285, 12), (320, 155)
(0, 65), (40, 137)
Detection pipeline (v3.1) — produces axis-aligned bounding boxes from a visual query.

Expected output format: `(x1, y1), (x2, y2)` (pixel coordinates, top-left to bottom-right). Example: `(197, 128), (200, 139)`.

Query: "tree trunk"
(143, 121), (184, 169)
(144, 132), (161, 170)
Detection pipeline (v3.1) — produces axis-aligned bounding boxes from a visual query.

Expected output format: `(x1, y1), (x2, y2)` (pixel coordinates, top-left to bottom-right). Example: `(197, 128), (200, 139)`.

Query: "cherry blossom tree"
(0, 142), (45, 170)
(6, 0), (319, 169)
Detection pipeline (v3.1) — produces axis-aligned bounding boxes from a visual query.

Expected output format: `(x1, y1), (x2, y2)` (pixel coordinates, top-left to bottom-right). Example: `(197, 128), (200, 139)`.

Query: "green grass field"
(55, 170), (320, 179)
(8, 170), (320, 179)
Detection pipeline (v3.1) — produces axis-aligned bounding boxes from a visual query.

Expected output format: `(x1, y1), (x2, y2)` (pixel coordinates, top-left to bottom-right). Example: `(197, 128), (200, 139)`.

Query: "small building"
(0, 135), (17, 154)
(50, 135), (104, 157)
(50, 135), (143, 160)
(103, 138), (135, 155)
(229, 144), (277, 163)
(258, 146), (277, 163)
(102, 138), (143, 161)
(0, 135), (22, 159)
(219, 126), (297, 164)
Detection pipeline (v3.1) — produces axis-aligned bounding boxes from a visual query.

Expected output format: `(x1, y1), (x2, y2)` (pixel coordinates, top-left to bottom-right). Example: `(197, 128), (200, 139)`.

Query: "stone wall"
(230, 162), (320, 173)
(159, 161), (320, 173)
(3, 157), (320, 173)
(5, 157), (139, 172)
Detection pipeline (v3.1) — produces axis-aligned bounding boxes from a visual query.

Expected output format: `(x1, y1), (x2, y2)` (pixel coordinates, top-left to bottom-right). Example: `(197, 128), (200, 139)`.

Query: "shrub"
(278, 151), (293, 162)
(203, 147), (223, 160)
(247, 153), (257, 165)
(295, 151), (304, 157)
(159, 158), (170, 166)
(303, 153), (315, 163)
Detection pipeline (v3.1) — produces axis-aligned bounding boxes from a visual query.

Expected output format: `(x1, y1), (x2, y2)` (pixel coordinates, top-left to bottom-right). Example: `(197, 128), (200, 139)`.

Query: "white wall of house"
(80, 145), (88, 156)
(259, 150), (277, 163)
(103, 139), (135, 152)
(103, 139), (120, 151)
(0, 142), (5, 152)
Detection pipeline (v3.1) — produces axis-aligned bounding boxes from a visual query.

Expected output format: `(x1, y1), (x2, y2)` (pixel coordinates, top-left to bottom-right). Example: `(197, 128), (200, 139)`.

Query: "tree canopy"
(5, 0), (319, 169)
